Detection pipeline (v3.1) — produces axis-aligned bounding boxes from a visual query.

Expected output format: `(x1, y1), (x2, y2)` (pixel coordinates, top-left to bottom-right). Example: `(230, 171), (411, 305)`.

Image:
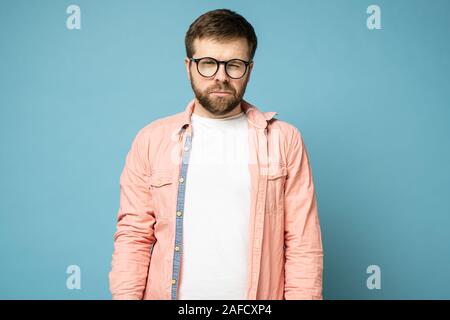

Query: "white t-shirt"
(177, 110), (251, 300)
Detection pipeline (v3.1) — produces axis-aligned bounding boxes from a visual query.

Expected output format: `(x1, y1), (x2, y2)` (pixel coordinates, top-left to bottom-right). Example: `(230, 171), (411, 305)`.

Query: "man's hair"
(185, 8), (258, 60)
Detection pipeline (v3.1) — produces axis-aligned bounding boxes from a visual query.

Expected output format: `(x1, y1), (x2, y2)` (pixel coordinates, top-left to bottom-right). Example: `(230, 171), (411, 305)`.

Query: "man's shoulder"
(268, 116), (303, 141)
(137, 111), (185, 137)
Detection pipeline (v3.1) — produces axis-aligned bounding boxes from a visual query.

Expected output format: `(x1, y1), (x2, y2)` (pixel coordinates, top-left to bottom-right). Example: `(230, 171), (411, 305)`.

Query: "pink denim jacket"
(109, 98), (323, 300)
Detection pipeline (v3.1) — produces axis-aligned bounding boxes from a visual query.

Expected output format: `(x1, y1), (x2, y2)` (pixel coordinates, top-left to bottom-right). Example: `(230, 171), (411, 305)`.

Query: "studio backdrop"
(1, 0), (449, 299)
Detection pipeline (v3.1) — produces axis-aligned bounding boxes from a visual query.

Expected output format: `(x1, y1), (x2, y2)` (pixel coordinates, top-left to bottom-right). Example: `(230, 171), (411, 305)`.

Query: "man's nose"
(214, 63), (229, 82)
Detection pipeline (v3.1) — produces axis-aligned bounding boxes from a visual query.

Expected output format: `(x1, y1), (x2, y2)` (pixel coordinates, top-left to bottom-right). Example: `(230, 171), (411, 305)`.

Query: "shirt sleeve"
(108, 129), (156, 300)
(283, 127), (324, 300)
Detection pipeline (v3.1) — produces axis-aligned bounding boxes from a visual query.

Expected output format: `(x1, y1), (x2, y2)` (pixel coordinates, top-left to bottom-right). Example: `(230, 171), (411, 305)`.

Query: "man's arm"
(283, 127), (323, 300)
(109, 129), (156, 300)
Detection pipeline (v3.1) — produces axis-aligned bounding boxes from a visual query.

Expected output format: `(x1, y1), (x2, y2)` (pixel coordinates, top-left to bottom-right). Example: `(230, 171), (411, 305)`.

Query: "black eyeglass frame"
(189, 57), (253, 79)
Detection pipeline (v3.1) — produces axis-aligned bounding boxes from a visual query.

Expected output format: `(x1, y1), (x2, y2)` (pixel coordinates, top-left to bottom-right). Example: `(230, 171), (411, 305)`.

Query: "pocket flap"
(266, 165), (287, 180)
(149, 171), (174, 187)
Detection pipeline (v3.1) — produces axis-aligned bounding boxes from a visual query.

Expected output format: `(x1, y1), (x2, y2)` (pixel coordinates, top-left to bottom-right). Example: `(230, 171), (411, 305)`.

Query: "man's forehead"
(192, 37), (250, 60)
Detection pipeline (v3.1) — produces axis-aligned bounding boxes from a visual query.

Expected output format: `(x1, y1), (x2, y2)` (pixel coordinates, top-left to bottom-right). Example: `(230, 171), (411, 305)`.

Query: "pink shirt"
(109, 98), (324, 300)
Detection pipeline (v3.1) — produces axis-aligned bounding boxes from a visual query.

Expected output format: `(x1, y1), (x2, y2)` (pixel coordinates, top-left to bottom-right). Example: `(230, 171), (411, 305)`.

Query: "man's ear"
(185, 57), (191, 81)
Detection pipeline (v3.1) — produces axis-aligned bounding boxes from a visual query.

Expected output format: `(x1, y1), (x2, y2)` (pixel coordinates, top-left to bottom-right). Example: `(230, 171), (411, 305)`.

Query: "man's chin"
(206, 99), (231, 109)
(196, 93), (242, 115)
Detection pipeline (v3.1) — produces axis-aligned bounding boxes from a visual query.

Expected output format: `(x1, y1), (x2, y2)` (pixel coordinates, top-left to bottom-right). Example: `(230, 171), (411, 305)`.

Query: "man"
(109, 8), (323, 300)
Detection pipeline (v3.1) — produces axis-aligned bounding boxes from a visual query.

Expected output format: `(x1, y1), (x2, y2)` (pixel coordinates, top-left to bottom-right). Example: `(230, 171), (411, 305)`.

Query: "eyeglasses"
(189, 57), (252, 79)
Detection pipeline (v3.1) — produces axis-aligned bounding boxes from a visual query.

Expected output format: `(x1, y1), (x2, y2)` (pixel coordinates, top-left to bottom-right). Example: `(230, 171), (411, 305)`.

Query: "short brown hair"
(185, 9), (258, 60)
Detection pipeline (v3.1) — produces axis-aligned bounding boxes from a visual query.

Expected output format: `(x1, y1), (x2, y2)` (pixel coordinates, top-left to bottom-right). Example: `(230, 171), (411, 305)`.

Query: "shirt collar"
(176, 98), (278, 134)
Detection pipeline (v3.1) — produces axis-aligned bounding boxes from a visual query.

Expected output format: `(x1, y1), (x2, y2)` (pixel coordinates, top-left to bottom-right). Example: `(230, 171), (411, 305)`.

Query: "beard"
(189, 71), (248, 116)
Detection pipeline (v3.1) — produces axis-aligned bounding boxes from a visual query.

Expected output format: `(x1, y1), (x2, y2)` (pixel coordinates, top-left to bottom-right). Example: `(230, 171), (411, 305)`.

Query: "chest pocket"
(265, 164), (287, 215)
(149, 170), (175, 219)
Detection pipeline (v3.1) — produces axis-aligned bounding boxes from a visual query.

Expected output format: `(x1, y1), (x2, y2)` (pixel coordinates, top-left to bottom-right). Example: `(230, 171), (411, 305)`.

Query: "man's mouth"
(210, 91), (232, 97)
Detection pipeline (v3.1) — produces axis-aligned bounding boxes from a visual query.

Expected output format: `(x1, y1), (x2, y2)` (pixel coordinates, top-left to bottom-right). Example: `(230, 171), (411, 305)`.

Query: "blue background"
(1, 0), (449, 299)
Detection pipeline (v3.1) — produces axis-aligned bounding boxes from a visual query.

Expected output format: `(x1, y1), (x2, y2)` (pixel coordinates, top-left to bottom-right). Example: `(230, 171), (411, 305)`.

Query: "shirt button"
(179, 177), (184, 183)
(175, 246), (180, 251)
(176, 211), (183, 217)
(184, 146), (190, 151)
(172, 279), (176, 285)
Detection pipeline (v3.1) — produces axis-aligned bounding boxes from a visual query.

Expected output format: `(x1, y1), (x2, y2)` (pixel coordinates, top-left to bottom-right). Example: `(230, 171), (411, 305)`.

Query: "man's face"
(185, 37), (254, 116)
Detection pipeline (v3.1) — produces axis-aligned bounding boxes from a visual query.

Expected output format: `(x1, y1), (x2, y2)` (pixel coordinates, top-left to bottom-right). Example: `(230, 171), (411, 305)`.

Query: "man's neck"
(193, 99), (242, 119)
